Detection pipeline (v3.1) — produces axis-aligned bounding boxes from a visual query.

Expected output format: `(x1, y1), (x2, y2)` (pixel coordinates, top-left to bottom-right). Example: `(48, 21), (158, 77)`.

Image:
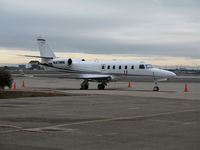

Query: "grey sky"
(0, 0), (200, 58)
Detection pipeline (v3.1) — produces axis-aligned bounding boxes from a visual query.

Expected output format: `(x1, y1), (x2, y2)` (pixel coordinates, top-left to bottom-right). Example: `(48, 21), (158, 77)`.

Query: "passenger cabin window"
(125, 65), (127, 69)
(119, 65), (121, 69)
(113, 65), (115, 69)
(102, 65), (105, 69)
(107, 65), (110, 69)
(139, 64), (145, 69)
(131, 65), (134, 69)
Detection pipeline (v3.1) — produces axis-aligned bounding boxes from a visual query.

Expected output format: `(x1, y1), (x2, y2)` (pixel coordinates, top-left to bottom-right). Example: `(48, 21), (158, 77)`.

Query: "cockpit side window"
(139, 64), (145, 69)
(145, 64), (153, 69)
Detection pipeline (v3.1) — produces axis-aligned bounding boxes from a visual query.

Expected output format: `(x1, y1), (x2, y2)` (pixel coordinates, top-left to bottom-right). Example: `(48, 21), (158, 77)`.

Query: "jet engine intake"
(68, 58), (72, 65)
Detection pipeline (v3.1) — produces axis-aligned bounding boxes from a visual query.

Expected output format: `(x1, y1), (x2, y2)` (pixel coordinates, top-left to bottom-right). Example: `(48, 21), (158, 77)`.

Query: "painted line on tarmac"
(0, 124), (23, 133)
(96, 132), (118, 137)
(128, 107), (140, 110)
(150, 119), (185, 124)
(150, 119), (195, 126)
(24, 109), (200, 132)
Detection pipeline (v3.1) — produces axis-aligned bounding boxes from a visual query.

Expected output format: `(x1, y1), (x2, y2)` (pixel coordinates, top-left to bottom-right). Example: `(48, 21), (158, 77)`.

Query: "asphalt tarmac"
(0, 77), (200, 150)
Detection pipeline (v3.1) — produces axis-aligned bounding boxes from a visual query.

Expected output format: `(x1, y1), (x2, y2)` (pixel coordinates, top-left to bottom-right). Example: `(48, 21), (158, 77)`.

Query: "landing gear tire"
(153, 86), (159, 91)
(80, 84), (89, 90)
(98, 84), (105, 90)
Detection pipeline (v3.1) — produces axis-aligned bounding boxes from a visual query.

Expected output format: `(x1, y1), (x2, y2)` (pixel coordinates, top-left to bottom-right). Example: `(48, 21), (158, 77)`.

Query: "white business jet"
(24, 37), (176, 91)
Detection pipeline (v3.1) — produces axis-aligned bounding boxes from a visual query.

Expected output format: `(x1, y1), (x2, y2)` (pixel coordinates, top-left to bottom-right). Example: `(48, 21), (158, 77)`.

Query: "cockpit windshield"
(145, 64), (153, 69)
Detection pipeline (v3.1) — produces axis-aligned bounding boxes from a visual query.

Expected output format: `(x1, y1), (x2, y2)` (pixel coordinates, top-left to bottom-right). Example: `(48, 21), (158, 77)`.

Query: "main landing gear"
(80, 79), (89, 90)
(80, 79), (108, 90)
(98, 84), (105, 90)
(98, 80), (107, 90)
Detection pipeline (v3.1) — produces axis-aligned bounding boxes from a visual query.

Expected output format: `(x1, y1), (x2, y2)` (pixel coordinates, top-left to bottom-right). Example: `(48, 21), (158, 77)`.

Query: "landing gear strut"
(153, 80), (159, 91)
(80, 79), (89, 90)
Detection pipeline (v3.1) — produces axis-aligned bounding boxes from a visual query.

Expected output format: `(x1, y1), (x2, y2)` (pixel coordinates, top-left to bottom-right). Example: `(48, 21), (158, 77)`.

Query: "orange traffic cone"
(128, 81), (131, 88)
(13, 82), (16, 90)
(184, 83), (188, 92)
(22, 80), (25, 88)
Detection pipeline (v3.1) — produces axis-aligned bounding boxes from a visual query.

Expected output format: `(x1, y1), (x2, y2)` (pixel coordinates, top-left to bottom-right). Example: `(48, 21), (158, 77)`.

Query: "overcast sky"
(0, 0), (200, 64)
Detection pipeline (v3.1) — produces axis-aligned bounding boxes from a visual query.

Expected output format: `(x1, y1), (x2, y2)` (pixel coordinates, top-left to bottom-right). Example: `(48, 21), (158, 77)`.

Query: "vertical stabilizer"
(37, 36), (56, 63)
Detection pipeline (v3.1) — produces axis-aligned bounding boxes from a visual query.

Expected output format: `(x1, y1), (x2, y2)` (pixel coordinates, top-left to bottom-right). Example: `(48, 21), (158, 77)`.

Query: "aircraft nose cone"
(165, 70), (176, 78)
(170, 72), (176, 77)
(152, 68), (176, 78)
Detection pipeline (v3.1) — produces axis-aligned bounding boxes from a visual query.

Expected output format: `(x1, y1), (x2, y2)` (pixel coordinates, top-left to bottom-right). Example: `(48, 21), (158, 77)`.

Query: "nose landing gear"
(153, 79), (159, 91)
(153, 72), (160, 92)
(153, 86), (159, 91)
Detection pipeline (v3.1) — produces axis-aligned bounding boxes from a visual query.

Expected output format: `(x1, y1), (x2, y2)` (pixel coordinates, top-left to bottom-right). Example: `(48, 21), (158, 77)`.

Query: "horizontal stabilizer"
(19, 55), (53, 59)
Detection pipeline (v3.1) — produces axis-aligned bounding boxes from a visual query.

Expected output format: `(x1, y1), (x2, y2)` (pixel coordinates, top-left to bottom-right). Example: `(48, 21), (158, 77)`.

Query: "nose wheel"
(153, 86), (159, 91)
(153, 78), (159, 91)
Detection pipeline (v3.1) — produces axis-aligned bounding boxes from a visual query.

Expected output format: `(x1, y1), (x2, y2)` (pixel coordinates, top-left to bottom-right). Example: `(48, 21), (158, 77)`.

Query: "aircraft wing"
(79, 74), (112, 81)
(26, 72), (112, 81)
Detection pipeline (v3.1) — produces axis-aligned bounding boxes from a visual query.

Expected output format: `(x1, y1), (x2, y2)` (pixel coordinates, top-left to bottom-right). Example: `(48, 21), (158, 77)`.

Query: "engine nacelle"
(52, 58), (85, 68)
(52, 58), (72, 67)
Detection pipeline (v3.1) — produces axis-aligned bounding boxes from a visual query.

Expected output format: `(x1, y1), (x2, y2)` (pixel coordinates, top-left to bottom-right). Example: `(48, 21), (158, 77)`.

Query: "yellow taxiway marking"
(25, 109), (199, 132)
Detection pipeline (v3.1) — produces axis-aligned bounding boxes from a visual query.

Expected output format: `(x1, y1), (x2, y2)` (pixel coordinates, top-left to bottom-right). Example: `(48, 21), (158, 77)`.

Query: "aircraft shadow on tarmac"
(27, 87), (176, 92)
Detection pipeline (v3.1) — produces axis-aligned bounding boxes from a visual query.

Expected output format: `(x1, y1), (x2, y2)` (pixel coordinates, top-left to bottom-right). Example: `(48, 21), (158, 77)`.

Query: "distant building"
(18, 64), (26, 70)
(28, 60), (41, 70)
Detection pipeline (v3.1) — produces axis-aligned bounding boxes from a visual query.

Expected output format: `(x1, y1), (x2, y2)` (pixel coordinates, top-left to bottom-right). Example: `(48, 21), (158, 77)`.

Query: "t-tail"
(21, 37), (56, 65)
(37, 37), (56, 64)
